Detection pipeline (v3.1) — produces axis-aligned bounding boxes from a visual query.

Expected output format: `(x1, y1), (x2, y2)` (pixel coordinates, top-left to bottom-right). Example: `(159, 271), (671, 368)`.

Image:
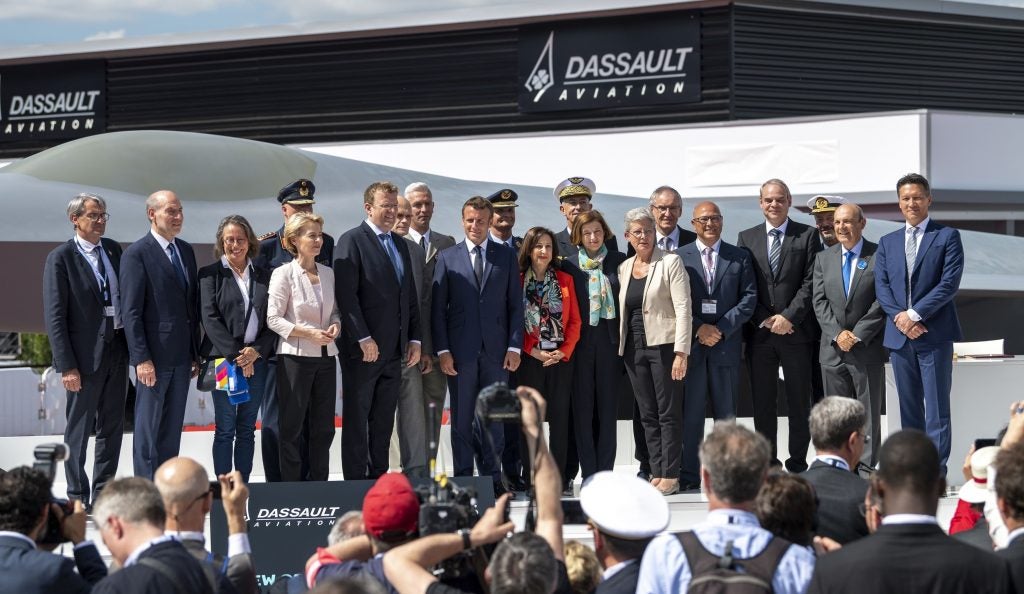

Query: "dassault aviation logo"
(524, 32), (556, 102)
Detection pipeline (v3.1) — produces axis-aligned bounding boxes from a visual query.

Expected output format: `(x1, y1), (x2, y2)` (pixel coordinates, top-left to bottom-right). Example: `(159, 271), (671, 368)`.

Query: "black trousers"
(64, 333), (128, 504)
(276, 354), (337, 481)
(747, 336), (813, 471)
(260, 356), (312, 482)
(572, 319), (621, 478)
(339, 350), (402, 480)
(516, 352), (575, 485)
(624, 337), (683, 479)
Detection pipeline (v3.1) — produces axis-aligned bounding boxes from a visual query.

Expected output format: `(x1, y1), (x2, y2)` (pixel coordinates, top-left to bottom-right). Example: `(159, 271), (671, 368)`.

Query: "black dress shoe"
(493, 480), (509, 497)
(637, 469), (652, 482)
(679, 481), (701, 494)
(562, 485), (575, 497)
(507, 477), (528, 492)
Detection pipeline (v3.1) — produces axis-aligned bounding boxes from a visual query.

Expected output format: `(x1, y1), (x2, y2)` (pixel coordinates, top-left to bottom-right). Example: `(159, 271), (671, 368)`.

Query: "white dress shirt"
(905, 217), (930, 322)
(74, 234), (122, 328)
(764, 219), (789, 253)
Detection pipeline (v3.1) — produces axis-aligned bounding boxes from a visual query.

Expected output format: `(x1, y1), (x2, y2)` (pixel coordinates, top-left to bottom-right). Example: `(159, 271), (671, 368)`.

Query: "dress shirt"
(635, 509), (814, 594)
(656, 227), (681, 253)
(166, 530), (251, 557)
(881, 514), (939, 526)
(1005, 527), (1024, 546)
(358, 219), (420, 346)
(489, 232), (515, 248)
(764, 219), (790, 254)
(407, 228), (431, 253)
(814, 454), (851, 472)
(123, 534), (177, 567)
(221, 256), (259, 344)
(603, 558), (637, 581)
(150, 229), (177, 265)
(695, 238), (721, 287)
(75, 235), (122, 328)
(841, 238), (864, 294)
(905, 217), (930, 322)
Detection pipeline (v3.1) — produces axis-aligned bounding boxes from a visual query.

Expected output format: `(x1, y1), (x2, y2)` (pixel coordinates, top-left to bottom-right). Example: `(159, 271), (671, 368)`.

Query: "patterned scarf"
(524, 266), (564, 344)
(578, 246), (616, 326)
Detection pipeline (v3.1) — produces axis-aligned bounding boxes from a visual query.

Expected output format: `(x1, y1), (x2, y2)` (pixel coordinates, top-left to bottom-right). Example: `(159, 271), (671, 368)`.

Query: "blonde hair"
(564, 540), (601, 594)
(282, 211), (324, 256)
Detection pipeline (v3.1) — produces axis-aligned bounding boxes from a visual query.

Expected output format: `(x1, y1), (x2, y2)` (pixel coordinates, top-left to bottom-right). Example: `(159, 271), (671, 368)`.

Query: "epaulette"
(257, 231), (277, 241)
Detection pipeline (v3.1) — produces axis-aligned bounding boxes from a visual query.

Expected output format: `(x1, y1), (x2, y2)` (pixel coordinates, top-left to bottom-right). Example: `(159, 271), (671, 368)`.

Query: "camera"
(416, 477), (482, 579)
(476, 382), (520, 422)
(32, 443), (72, 546)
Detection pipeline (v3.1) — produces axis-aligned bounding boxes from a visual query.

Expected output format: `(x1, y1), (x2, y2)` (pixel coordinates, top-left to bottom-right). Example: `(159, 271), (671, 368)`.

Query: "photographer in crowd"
(155, 457), (257, 594)
(383, 385), (571, 594)
(0, 466), (106, 594)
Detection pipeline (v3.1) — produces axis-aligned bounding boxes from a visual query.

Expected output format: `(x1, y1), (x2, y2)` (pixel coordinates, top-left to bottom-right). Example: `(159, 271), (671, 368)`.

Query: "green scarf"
(578, 246), (616, 326)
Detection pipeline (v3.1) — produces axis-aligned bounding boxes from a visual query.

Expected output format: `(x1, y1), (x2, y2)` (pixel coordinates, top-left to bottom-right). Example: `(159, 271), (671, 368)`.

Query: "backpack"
(676, 531), (791, 593)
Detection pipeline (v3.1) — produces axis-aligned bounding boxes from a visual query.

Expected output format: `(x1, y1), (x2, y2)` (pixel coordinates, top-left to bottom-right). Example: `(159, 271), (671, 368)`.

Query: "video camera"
(32, 443), (74, 546)
(475, 382), (521, 423)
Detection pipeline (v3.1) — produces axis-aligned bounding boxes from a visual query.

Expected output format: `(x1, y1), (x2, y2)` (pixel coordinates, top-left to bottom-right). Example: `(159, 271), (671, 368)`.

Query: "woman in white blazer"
(618, 207), (692, 495)
(267, 212), (340, 481)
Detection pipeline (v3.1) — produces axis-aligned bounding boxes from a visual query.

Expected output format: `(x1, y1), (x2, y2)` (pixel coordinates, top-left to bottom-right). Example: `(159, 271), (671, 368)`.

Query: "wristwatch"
(458, 528), (472, 550)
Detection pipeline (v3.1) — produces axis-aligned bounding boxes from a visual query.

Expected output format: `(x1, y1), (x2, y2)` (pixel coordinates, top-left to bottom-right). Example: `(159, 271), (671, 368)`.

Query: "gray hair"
(810, 396), (867, 452)
(66, 193), (106, 219)
(760, 178), (791, 200)
(93, 477), (167, 531)
(327, 510), (365, 546)
(404, 182), (432, 198)
(623, 207), (655, 231)
(648, 186), (682, 206)
(488, 532), (558, 594)
(145, 190), (175, 213)
(699, 421), (771, 505)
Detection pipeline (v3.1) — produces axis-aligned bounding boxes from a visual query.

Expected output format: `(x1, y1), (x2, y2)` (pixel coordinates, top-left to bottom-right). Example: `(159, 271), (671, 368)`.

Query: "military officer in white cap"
(553, 177), (619, 258)
(581, 471), (669, 594)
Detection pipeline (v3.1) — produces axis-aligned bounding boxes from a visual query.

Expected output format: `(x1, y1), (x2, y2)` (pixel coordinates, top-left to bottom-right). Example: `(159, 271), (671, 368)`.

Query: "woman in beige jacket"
(618, 207), (692, 495)
(267, 212), (340, 481)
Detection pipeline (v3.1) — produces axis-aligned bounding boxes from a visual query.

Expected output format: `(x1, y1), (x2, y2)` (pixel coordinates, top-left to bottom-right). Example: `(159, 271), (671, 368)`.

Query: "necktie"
(379, 233), (404, 282)
(906, 226), (918, 307)
(842, 251), (854, 299)
(473, 244), (484, 287)
(768, 229), (782, 279)
(659, 237), (673, 252)
(703, 247), (715, 291)
(167, 242), (187, 289)
(419, 235), (426, 251)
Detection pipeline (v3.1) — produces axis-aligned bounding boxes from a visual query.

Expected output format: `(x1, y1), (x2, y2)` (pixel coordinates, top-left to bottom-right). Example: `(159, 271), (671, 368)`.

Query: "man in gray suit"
(392, 195), (431, 477)
(155, 457), (256, 594)
(811, 203), (886, 466)
(404, 182), (457, 456)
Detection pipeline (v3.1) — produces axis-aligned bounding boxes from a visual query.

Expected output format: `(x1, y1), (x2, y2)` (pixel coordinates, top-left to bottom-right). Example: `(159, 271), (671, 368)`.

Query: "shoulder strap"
(737, 536), (792, 584)
(676, 531), (723, 577)
(138, 557), (191, 594)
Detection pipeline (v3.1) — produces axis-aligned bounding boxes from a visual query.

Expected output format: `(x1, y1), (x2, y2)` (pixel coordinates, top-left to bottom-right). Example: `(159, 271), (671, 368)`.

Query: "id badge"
(104, 306), (116, 317)
(540, 340), (557, 350)
(701, 299), (717, 315)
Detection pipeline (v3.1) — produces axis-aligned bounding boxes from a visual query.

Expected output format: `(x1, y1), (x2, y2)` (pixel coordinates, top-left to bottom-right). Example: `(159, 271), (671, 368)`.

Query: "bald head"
(833, 203), (866, 250)
(691, 201), (724, 245)
(154, 457), (209, 508)
(395, 195), (413, 236)
(146, 189), (184, 240)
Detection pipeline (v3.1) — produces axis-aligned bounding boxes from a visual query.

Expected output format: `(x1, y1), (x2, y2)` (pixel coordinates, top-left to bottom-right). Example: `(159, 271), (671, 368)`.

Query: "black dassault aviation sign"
(0, 61), (106, 142)
(518, 15), (700, 112)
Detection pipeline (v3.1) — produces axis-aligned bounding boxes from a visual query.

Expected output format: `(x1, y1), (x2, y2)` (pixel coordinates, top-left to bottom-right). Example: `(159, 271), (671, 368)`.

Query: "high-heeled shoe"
(650, 477), (663, 487)
(657, 478), (679, 496)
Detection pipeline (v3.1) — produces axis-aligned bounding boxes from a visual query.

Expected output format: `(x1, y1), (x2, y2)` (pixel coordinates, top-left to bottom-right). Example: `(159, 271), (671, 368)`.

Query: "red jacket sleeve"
(558, 270), (581, 361)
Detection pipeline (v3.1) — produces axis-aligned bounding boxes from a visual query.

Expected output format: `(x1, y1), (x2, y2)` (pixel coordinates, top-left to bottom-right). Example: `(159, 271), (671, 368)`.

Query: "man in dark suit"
(0, 466), (107, 594)
(92, 477), (231, 594)
(875, 173), (963, 476)
(432, 196), (524, 492)
(156, 457), (256, 594)
(405, 182), (457, 458)
(255, 179), (333, 483)
(336, 182), (422, 480)
(677, 201), (756, 490)
(43, 193), (128, 508)
(812, 202), (886, 466)
(808, 430), (1011, 594)
(737, 178), (820, 473)
(120, 190), (200, 480)
(994, 441), (1024, 591)
(580, 471), (669, 594)
(553, 176), (618, 257)
(802, 396), (870, 545)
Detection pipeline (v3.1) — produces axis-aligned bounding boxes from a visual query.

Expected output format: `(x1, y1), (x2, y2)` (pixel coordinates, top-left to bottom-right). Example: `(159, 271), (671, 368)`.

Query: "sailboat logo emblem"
(524, 32), (555, 103)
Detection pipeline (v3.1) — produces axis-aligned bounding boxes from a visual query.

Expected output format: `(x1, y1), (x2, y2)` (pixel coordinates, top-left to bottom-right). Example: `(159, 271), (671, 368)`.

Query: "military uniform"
(256, 226), (334, 270)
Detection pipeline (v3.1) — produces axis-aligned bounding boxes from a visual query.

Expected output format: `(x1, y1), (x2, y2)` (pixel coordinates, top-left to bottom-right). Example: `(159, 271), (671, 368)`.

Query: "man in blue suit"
(335, 181), (422, 480)
(120, 190), (200, 480)
(432, 196), (524, 493)
(0, 466), (107, 593)
(677, 201), (756, 490)
(43, 193), (128, 509)
(875, 173), (963, 475)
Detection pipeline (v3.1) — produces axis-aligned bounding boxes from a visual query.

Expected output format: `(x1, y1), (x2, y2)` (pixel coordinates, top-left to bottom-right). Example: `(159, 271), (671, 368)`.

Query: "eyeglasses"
(652, 205), (681, 214)
(81, 212), (111, 222)
(693, 215), (723, 225)
(628, 229), (655, 239)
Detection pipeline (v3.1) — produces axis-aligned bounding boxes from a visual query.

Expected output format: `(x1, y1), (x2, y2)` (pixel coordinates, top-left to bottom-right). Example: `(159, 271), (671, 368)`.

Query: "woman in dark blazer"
(517, 226), (581, 491)
(198, 215), (277, 482)
(564, 210), (626, 479)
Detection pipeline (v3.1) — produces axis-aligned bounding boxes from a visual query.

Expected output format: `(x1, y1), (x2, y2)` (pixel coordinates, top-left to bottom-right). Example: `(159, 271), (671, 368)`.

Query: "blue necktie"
(167, 242), (187, 289)
(379, 233), (403, 282)
(842, 251), (854, 298)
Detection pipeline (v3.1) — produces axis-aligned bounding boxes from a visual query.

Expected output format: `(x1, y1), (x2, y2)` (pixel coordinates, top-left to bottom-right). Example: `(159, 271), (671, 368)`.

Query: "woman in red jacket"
(517, 226), (581, 492)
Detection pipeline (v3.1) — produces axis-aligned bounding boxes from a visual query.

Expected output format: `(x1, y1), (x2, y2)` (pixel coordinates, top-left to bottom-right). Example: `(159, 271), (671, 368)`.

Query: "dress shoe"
(507, 477), (528, 492)
(679, 481), (701, 494)
(785, 460), (809, 474)
(637, 469), (652, 482)
(656, 478), (679, 496)
(493, 479), (509, 497)
(562, 485), (575, 497)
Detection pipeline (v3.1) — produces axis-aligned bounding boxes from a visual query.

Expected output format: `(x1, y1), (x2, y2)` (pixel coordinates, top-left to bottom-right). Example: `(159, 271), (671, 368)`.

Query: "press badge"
(104, 306), (116, 317)
(701, 299), (717, 315)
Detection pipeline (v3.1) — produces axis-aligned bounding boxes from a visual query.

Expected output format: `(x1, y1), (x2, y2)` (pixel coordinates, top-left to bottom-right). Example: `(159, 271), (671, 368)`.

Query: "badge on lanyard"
(701, 299), (717, 315)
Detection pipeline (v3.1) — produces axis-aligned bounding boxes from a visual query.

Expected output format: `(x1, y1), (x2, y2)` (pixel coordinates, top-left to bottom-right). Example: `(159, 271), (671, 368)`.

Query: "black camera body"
(476, 382), (520, 422)
(32, 443), (72, 547)
(416, 478), (482, 579)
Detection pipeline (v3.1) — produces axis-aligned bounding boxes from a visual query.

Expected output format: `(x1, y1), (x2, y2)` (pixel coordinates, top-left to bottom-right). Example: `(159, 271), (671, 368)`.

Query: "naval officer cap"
(487, 188), (519, 209)
(278, 179), (316, 205)
(807, 195), (846, 214)
(580, 471), (669, 539)
(553, 177), (596, 202)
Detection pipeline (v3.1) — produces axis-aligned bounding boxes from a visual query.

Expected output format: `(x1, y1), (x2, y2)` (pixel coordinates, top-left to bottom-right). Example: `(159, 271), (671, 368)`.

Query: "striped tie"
(768, 229), (782, 279)
(906, 226), (918, 307)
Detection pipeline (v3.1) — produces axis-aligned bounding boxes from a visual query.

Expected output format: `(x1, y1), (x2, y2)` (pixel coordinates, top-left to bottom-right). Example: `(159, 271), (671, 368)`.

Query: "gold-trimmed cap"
(553, 176), (596, 201)
(486, 188), (519, 208)
(807, 194), (845, 214)
(277, 179), (316, 205)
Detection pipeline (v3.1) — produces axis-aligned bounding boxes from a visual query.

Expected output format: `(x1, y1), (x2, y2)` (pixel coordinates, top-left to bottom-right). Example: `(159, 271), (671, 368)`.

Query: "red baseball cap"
(362, 473), (420, 541)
